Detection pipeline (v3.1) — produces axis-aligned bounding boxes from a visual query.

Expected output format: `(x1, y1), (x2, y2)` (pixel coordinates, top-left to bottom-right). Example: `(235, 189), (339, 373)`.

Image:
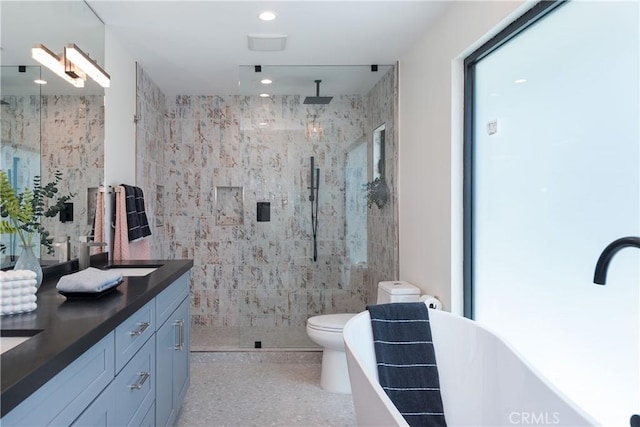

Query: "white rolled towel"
(0, 270), (37, 283)
(21, 294), (37, 303)
(56, 268), (123, 293)
(21, 285), (37, 296)
(0, 278), (37, 289)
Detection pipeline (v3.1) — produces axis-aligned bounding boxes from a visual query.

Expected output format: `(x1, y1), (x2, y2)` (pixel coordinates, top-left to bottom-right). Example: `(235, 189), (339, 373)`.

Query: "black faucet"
(593, 236), (640, 284)
(593, 236), (640, 426)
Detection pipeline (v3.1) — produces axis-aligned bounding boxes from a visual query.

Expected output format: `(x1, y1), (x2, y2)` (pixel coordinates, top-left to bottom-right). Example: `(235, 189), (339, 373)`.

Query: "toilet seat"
(307, 313), (356, 332)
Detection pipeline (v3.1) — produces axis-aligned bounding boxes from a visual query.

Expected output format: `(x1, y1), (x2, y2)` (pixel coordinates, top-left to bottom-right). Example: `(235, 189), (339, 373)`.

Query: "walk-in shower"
(175, 64), (399, 349)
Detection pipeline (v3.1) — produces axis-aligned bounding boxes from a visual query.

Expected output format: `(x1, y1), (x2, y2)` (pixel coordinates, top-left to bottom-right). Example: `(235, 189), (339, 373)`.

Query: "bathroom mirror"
(0, 1), (106, 264)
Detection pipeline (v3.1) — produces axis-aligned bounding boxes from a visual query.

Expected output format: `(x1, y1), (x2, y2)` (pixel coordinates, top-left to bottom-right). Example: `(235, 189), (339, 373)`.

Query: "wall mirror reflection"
(1, 1), (106, 266)
(372, 123), (385, 180)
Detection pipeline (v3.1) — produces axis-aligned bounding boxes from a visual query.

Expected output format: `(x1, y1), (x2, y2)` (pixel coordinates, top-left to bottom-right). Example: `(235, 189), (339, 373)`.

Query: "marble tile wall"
(365, 67), (399, 302)
(136, 65), (168, 258)
(163, 94), (371, 332)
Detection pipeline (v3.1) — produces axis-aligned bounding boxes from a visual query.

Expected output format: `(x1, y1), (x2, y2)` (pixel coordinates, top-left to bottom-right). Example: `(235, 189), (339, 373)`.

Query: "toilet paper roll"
(419, 295), (442, 310)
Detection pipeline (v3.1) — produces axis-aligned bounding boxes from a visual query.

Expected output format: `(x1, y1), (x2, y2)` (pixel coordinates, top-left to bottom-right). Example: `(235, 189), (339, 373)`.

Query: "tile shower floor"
(176, 352), (357, 427)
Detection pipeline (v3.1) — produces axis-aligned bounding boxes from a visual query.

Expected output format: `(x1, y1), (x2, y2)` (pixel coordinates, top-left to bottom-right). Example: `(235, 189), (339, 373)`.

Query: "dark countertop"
(0, 258), (193, 417)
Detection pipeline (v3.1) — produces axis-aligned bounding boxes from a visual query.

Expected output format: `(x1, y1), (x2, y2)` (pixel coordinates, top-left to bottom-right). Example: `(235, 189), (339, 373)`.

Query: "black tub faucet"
(593, 236), (640, 285)
(593, 236), (640, 426)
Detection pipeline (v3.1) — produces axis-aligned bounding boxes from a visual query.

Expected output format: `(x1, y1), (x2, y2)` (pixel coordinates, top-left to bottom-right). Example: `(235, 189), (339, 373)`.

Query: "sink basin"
(106, 267), (159, 277)
(0, 330), (42, 355)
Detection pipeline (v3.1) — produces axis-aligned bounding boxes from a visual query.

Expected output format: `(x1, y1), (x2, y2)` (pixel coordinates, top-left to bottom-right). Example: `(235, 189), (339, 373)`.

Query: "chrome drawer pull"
(129, 321), (150, 337)
(173, 319), (184, 351)
(129, 371), (150, 390)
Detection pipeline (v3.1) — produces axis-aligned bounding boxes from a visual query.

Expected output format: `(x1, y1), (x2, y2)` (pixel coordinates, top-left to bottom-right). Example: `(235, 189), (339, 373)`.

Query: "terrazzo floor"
(176, 352), (357, 427)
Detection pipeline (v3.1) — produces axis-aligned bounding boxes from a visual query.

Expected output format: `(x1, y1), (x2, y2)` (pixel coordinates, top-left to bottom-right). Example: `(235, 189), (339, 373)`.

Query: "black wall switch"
(60, 202), (74, 223)
(257, 202), (270, 222)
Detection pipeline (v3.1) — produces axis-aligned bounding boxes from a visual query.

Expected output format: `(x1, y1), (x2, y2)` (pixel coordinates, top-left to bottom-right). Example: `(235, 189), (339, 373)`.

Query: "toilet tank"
(377, 281), (421, 304)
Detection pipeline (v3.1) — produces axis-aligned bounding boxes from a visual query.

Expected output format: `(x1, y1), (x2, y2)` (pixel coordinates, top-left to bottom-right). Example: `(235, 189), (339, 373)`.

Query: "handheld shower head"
(304, 80), (333, 105)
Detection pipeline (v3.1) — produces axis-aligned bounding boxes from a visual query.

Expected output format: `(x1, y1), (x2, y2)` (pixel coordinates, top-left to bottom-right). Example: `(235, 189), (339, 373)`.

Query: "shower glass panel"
(0, 66), (42, 266)
(469, 1), (639, 424)
(187, 65), (396, 349)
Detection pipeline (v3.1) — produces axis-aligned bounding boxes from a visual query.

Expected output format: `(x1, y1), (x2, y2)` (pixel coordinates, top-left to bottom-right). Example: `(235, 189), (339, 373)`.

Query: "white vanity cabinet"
(1, 271), (191, 427)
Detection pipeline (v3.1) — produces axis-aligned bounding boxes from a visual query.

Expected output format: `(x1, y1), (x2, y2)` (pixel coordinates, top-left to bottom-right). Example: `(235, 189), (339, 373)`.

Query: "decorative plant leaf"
(364, 176), (389, 209)
(0, 170), (74, 254)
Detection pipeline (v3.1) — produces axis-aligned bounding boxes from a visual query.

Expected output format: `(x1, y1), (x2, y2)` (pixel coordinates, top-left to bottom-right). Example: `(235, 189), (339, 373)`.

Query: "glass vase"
(14, 244), (43, 289)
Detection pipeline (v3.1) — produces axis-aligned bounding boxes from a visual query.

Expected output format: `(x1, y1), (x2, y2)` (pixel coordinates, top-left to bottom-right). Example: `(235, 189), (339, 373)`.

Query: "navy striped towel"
(368, 302), (447, 427)
(121, 184), (151, 241)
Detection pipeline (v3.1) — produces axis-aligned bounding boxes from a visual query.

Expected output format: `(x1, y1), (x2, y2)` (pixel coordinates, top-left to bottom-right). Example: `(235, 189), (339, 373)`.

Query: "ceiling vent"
(247, 34), (287, 52)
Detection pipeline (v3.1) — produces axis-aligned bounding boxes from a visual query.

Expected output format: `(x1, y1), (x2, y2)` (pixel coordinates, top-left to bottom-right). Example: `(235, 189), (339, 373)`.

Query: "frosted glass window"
(470, 1), (639, 425)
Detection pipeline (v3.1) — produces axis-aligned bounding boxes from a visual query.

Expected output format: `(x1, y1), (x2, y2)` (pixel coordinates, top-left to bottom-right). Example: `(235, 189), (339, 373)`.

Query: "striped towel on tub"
(367, 302), (447, 427)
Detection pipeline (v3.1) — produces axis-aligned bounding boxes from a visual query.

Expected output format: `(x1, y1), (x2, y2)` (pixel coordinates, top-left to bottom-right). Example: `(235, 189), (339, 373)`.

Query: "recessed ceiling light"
(261, 79), (272, 85)
(259, 93), (270, 98)
(34, 79), (47, 85)
(259, 122), (268, 127)
(514, 79), (527, 84)
(258, 11), (277, 21)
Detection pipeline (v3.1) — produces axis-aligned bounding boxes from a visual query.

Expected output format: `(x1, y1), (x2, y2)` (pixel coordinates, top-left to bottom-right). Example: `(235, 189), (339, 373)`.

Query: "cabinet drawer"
(155, 273), (189, 328)
(115, 299), (154, 373)
(113, 334), (155, 427)
(2, 333), (115, 427)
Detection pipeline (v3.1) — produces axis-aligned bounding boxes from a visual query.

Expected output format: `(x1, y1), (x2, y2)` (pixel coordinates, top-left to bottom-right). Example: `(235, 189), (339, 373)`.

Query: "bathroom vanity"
(0, 259), (193, 427)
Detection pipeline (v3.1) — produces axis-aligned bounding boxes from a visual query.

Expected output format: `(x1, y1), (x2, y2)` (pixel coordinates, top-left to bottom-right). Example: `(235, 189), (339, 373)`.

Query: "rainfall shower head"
(303, 80), (333, 105)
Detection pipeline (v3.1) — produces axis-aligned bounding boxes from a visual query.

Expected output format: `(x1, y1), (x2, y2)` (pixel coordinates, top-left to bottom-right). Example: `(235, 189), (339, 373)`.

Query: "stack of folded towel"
(0, 270), (38, 315)
(56, 267), (123, 293)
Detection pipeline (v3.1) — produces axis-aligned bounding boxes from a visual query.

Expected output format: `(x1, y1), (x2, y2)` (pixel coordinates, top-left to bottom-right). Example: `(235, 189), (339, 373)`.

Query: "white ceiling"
(87, 0), (449, 96)
(1, 1), (449, 97)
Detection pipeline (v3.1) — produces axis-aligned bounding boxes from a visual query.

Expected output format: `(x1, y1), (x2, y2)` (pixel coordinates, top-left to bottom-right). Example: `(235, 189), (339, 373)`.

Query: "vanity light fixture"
(32, 44), (84, 88)
(65, 44), (110, 88)
(258, 11), (277, 21)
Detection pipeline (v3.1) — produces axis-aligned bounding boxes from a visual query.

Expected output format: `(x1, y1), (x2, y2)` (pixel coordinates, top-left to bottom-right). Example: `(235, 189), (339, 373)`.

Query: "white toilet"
(306, 281), (422, 394)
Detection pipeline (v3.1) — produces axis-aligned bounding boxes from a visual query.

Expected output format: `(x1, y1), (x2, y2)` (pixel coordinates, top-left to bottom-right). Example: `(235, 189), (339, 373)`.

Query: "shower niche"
(215, 186), (244, 226)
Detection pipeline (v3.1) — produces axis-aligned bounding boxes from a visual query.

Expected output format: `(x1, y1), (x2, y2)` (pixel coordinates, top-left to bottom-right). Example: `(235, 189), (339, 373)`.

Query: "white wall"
(398, 1), (534, 314)
(103, 26), (136, 254)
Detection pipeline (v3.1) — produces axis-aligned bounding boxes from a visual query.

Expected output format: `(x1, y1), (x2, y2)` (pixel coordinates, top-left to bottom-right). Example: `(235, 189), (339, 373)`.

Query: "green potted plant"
(365, 176), (389, 209)
(0, 170), (73, 287)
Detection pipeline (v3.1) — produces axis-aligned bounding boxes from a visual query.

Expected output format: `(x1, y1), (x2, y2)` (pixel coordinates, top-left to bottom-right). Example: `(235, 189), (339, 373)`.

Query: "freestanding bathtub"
(343, 306), (597, 427)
